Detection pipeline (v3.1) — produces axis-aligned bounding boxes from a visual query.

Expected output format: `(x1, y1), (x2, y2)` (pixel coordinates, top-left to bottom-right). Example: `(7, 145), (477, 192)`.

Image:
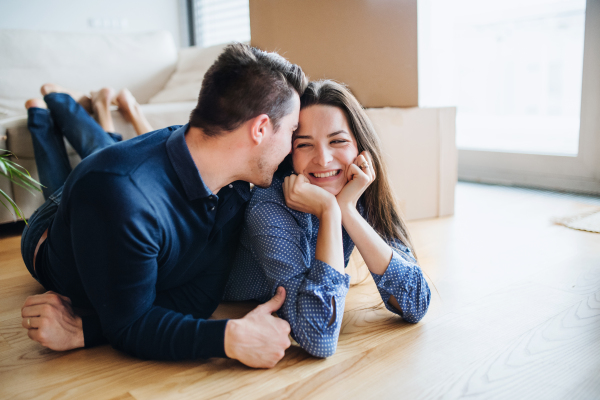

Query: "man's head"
(190, 43), (307, 136)
(189, 43), (307, 187)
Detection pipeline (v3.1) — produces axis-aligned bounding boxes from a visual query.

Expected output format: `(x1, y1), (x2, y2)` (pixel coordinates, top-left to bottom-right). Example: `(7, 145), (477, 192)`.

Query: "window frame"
(457, 0), (600, 194)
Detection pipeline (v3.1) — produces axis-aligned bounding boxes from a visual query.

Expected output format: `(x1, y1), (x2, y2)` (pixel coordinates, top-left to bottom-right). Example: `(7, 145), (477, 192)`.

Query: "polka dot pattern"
(223, 173), (431, 357)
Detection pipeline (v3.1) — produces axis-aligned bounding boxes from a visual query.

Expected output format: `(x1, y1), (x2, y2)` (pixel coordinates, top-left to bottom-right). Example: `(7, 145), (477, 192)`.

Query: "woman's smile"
(309, 169), (342, 179)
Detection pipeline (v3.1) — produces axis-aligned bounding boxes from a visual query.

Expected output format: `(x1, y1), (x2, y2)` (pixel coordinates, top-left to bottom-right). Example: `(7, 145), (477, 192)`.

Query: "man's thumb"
(262, 287), (286, 313)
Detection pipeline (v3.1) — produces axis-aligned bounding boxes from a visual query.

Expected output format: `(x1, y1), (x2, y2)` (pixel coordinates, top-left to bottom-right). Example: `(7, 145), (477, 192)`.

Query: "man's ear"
(250, 114), (271, 145)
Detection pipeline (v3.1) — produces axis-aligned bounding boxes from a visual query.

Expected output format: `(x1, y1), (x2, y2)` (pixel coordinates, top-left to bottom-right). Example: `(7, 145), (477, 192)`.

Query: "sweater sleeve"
(68, 172), (227, 360)
(81, 314), (107, 347)
(246, 201), (350, 358)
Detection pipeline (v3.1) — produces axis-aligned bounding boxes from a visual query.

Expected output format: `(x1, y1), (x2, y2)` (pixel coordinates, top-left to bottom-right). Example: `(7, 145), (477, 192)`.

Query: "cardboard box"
(250, 0), (418, 108)
(366, 107), (457, 221)
(250, 0), (456, 220)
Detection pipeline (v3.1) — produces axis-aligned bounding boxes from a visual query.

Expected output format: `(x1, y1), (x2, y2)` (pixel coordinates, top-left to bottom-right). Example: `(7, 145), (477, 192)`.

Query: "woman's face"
(292, 105), (359, 196)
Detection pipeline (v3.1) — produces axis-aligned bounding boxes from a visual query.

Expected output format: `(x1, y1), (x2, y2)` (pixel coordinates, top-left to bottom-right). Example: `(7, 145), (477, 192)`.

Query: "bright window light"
(192, 0), (250, 48)
(419, 0), (586, 156)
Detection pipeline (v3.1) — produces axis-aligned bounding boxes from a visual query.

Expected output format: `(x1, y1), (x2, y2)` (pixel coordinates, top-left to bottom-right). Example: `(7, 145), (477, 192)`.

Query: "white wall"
(0, 0), (186, 47)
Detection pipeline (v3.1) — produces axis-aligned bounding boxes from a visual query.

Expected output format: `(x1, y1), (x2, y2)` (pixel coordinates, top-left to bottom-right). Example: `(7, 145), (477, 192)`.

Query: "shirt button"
(209, 195), (214, 200)
(228, 184), (233, 188)
(332, 278), (338, 284)
(210, 206), (215, 211)
(384, 280), (391, 288)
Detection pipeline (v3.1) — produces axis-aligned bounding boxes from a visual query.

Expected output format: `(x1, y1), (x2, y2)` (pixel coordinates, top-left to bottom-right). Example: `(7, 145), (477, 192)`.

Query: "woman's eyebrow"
(293, 130), (349, 142)
(293, 134), (312, 141)
(328, 130), (349, 138)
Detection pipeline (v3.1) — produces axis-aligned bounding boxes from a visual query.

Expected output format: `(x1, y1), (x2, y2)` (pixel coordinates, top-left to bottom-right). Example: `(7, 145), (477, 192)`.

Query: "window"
(189, 0), (250, 47)
(419, 0), (600, 193)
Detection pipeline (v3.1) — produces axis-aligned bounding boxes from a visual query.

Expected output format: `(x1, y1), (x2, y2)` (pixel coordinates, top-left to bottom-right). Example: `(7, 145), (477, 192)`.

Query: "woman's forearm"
(340, 206), (392, 276)
(339, 206), (432, 318)
(315, 204), (345, 275)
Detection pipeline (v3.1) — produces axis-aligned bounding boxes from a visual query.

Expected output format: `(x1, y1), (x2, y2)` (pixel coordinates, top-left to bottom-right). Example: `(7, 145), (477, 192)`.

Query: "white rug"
(555, 208), (600, 234)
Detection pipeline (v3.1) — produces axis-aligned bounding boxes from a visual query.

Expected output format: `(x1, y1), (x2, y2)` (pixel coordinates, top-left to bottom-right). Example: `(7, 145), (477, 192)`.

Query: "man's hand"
(21, 291), (84, 351)
(224, 287), (291, 368)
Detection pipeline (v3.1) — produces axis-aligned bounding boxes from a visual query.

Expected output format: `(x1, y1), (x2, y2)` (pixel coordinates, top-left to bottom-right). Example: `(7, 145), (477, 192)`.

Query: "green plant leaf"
(0, 187), (27, 223)
(0, 152), (43, 193)
(0, 149), (41, 223)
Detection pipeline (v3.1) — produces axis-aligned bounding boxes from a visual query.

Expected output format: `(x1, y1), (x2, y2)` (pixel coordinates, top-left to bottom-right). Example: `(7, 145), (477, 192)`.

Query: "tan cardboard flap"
(250, 0), (418, 108)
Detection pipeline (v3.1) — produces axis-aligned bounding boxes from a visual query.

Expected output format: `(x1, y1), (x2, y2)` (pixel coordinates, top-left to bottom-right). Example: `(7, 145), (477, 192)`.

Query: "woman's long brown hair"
(295, 80), (416, 257)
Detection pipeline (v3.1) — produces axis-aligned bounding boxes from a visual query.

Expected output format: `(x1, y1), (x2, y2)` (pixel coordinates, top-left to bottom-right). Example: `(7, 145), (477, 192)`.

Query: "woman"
(223, 80), (430, 357)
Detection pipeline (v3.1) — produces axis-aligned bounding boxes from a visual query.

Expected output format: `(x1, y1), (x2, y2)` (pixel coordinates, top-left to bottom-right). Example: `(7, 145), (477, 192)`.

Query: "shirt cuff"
(370, 250), (430, 323)
(195, 319), (229, 359)
(305, 259), (351, 294)
(82, 314), (108, 348)
(371, 251), (412, 314)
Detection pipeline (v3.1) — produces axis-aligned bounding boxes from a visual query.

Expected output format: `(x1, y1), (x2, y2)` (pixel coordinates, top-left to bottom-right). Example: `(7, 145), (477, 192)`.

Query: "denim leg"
(21, 187), (62, 288)
(27, 107), (72, 200)
(43, 93), (117, 159)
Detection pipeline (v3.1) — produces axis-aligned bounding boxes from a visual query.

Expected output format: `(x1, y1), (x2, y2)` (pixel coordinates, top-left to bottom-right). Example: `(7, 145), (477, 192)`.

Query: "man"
(20, 43), (307, 368)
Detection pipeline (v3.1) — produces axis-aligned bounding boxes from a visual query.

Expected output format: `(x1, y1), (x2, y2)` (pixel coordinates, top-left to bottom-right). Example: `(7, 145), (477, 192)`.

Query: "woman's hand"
(283, 173), (338, 220)
(336, 151), (376, 212)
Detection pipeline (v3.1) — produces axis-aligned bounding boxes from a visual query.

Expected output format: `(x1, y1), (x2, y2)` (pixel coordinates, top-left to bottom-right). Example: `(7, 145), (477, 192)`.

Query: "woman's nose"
(314, 145), (333, 166)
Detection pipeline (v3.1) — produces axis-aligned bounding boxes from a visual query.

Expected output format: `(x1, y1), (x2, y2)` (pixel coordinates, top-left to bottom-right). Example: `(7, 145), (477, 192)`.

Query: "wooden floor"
(1, 182), (599, 400)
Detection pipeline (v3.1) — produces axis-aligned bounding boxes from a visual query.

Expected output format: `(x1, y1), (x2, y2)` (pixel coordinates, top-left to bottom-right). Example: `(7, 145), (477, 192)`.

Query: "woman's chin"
(315, 183), (345, 196)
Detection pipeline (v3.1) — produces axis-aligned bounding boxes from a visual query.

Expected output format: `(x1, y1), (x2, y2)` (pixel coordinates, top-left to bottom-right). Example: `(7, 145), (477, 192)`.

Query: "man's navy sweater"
(39, 124), (250, 360)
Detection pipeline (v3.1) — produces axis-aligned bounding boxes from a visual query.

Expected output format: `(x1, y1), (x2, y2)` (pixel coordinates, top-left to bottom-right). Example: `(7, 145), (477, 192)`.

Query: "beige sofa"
(0, 29), (456, 225)
(0, 29), (228, 224)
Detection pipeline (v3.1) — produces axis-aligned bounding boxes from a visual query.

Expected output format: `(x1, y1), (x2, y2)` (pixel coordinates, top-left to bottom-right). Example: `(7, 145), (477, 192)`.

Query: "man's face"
(253, 93), (301, 188)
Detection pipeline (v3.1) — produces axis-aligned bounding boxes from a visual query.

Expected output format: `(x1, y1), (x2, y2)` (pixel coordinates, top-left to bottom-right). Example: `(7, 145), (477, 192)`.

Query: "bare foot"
(40, 83), (92, 113)
(91, 88), (116, 132)
(90, 87), (116, 108)
(115, 89), (153, 135)
(25, 98), (47, 109)
(114, 89), (136, 121)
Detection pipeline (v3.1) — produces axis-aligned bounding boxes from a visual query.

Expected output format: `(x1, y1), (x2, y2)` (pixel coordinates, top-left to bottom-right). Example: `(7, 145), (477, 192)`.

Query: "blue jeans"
(27, 92), (122, 199)
(21, 93), (121, 286)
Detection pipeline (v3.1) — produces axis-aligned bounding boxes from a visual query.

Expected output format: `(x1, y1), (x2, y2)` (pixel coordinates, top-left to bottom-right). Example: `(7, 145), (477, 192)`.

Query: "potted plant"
(0, 149), (42, 222)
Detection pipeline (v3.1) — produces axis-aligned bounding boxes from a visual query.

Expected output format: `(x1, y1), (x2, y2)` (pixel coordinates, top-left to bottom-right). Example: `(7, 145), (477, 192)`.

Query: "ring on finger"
(27, 318), (31, 328)
(360, 161), (370, 169)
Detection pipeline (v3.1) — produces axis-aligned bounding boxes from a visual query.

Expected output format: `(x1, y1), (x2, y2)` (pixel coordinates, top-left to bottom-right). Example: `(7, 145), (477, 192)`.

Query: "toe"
(25, 99), (47, 109)
(40, 83), (58, 96)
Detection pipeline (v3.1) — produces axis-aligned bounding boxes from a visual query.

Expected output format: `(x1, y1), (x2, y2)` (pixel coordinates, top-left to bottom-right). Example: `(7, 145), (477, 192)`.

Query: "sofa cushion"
(0, 29), (178, 119)
(148, 43), (227, 104)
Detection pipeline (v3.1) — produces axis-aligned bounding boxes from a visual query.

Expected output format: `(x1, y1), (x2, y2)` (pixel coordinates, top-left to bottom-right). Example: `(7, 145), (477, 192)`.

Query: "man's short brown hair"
(189, 43), (308, 136)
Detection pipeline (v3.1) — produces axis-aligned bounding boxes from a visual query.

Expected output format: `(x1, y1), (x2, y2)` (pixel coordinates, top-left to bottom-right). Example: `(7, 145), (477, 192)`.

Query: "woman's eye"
(296, 143), (309, 148)
(331, 140), (348, 145)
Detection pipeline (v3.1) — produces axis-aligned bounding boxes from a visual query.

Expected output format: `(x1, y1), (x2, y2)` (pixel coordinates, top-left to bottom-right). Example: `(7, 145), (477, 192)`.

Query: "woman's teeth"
(312, 170), (340, 178)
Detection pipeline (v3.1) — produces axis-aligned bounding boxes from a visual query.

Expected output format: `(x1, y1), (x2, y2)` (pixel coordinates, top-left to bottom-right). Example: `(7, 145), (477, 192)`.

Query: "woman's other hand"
(283, 173), (339, 219)
(336, 151), (376, 211)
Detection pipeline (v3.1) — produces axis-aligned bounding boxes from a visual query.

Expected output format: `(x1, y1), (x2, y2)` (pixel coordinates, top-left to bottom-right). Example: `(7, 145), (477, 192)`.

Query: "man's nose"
(314, 145), (333, 166)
